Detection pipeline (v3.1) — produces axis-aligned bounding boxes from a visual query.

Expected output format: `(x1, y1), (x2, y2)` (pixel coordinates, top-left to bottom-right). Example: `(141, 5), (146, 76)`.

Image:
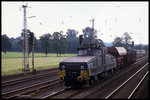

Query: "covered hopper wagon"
(107, 47), (127, 69)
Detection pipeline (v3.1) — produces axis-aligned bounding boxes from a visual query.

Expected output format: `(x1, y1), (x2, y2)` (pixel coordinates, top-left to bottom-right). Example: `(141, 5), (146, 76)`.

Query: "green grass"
(2, 52), (77, 58)
(1, 52), (77, 76)
(1, 51), (146, 76)
(136, 50), (146, 57)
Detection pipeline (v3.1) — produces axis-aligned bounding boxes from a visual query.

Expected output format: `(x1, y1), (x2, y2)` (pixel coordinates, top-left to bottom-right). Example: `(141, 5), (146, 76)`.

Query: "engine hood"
(61, 56), (95, 63)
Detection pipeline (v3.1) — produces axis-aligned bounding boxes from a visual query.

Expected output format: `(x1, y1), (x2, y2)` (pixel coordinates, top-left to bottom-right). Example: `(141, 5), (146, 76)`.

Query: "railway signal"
(29, 32), (34, 45)
(30, 32), (36, 73)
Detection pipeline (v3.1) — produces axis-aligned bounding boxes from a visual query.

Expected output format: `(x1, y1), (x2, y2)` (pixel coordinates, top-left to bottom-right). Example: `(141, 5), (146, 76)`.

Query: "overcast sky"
(2, 1), (149, 44)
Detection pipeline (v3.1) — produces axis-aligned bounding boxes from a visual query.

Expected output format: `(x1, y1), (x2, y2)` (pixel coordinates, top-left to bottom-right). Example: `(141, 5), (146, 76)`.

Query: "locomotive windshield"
(78, 50), (87, 56)
(78, 49), (102, 56)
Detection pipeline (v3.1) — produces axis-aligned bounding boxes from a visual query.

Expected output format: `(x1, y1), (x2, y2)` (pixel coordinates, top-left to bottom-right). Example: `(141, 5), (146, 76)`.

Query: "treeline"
(112, 32), (149, 52)
(2, 29), (79, 56)
(2, 29), (149, 56)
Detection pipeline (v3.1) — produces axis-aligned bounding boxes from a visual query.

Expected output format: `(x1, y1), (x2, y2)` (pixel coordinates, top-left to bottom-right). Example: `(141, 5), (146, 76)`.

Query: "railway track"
(44, 78), (108, 99)
(2, 70), (57, 87)
(2, 54), (148, 99)
(2, 78), (60, 99)
(41, 88), (68, 99)
(33, 55), (148, 99)
(105, 63), (149, 99)
(2, 68), (59, 99)
(2, 73), (58, 94)
(78, 56), (148, 99)
(2, 68), (58, 82)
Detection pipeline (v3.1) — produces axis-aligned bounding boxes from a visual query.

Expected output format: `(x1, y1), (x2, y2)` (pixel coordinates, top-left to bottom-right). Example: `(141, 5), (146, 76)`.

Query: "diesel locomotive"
(58, 21), (136, 88)
(58, 26), (117, 87)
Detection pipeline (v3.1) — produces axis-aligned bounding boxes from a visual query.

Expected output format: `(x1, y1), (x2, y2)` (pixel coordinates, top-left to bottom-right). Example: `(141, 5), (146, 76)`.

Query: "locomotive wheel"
(98, 74), (102, 81)
(105, 71), (109, 78)
(108, 70), (111, 77)
(113, 68), (116, 73)
(89, 79), (92, 85)
(94, 75), (99, 82)
(116, 67), (119, 72)
(90, 76), (95, 85)
(110, 69), (113, 75)
(84, 80), (90, 87)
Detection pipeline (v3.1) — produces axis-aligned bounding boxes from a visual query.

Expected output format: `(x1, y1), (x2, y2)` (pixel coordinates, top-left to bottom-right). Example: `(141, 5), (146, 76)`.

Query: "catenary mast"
(22, 3), (29, 71)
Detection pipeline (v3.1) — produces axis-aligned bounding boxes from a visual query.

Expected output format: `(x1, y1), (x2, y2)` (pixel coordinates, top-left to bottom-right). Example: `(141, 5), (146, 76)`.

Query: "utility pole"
(22, 3), (29, 71)
(30, 32), (35, 73)
(91, 18), (96, 43)
(92, 19), (94, 29)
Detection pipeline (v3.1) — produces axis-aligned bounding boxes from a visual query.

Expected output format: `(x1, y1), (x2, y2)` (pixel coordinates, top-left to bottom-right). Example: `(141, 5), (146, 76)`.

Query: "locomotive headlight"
(62, 65), (65, 70)
(81, 65), (84, 70)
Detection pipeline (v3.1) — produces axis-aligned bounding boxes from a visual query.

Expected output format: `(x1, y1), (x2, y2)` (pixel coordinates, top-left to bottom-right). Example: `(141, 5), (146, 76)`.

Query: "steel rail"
(2, 70), (57, 86)
(105, 62), (148, 99)
(128, 71), (149, 99)
(2, 78), (59, 99)
(41, 88), (66, 99)
(42, 55), (148, 99)
(2, 55), (148, 99)
(10, 79), (61, 99)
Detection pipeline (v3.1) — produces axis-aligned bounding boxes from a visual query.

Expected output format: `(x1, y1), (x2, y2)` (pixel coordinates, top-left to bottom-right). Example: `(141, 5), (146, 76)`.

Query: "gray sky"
(2, 1), (149, 44)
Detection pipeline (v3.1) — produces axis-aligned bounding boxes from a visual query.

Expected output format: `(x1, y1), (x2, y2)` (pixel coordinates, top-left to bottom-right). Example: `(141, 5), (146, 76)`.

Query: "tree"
(66, 29), (79, 53)
(2, 34), (11, 54)
(19, 29), (37, 54)
(66, 29), (78, 39)
(59, 35), (68, 56)
(112, 32), (132, 48)
(9, 37), (22, 52)
(112, 36), (124, 47)
(35, 39), (42, 52)
(123, 32), (132, 49)
(40, 33), (52, 57)
(143, 45), (149, 53)
(52, 31), (67, 56)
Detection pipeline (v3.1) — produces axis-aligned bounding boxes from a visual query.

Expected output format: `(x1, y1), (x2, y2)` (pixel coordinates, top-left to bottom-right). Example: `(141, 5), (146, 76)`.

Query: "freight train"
(58, 25), (136, 88)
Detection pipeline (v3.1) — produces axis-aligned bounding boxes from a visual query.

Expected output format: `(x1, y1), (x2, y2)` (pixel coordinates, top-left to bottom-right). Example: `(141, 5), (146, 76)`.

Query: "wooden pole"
(32, 36), (36, 73)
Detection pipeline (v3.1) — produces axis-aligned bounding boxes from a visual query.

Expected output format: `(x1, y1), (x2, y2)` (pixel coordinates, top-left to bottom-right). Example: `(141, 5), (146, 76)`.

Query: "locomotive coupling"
(77, 76), (83, 82)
